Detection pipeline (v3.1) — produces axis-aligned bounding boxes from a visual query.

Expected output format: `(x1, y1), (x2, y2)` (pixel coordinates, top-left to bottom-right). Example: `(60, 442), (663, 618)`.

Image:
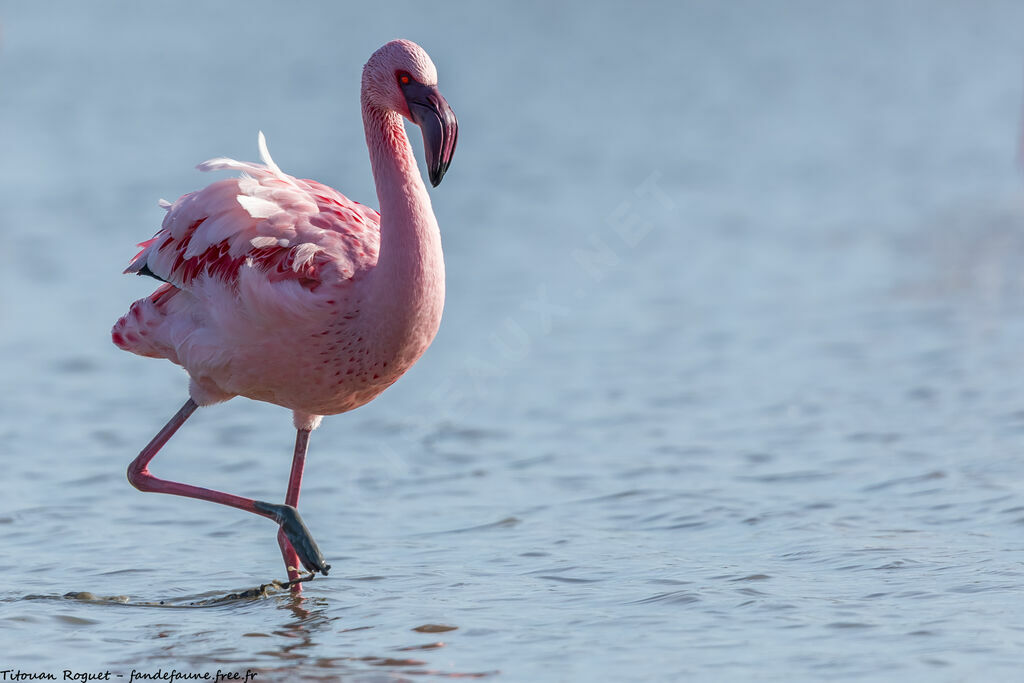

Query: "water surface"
(2, 1), (1024, 680)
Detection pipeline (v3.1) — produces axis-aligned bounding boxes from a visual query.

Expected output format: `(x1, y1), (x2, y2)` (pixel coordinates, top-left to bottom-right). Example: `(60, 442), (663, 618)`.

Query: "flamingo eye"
(397, 72), (412, 86)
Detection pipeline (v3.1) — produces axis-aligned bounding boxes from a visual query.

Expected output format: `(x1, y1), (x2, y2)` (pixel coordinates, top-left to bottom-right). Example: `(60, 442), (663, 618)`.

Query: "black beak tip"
(430, 160), (452, 187)
(403, 83), (456, 189)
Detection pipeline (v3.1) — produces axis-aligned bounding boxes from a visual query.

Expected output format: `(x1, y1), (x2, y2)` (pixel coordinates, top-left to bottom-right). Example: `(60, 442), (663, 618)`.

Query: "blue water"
(3, 1), (1024, 680)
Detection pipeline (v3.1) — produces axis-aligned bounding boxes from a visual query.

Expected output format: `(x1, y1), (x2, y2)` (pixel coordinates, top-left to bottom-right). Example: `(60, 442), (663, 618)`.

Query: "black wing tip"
(137, 263), (168, 283)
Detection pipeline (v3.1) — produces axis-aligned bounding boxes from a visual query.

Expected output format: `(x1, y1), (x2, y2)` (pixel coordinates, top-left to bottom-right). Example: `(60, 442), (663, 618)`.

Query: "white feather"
(257, 132), (281, 175)
(250, 236), (288, 249)
(257, 131), (300, 188)
(291, 243), (320, 271)
(197, 157), (252, 173)
(237, 194), (280, 219)
(237, 176), (261, 197)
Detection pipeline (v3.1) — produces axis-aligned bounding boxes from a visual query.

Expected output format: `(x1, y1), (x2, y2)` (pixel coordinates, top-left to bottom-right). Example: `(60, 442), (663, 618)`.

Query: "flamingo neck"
(361, 100), (445, 348)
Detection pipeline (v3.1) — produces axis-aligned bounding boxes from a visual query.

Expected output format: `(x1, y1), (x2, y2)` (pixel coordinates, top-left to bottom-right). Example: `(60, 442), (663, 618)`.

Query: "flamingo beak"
(402, 82), (458, 187)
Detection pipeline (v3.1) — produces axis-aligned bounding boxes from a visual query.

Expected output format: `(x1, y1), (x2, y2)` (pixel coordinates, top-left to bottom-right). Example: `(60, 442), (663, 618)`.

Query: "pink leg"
(277, 429), (311, 592)
(128, 399), (330, 580)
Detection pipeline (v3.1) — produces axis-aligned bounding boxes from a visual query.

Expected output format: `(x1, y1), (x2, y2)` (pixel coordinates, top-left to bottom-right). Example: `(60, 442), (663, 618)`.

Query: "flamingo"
(111, 40), (457, 591)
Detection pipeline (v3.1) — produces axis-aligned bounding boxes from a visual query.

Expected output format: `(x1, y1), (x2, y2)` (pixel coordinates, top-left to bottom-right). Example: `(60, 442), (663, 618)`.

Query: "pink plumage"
(112, 40), (458, 591)
(113, 134), (389, 418)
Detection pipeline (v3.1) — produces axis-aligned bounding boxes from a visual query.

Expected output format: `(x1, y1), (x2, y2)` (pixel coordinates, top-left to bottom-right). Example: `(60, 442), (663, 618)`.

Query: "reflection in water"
(249, 597), (335, 673)
(18, 590), (492, 678)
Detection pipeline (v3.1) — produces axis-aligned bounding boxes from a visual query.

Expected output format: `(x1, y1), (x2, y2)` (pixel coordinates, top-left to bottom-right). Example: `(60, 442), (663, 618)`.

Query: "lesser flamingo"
(111, 40), (458, 591)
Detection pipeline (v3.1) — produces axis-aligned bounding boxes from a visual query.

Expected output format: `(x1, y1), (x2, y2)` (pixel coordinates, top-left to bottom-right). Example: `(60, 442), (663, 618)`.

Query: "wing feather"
(125, 134), (381, 297)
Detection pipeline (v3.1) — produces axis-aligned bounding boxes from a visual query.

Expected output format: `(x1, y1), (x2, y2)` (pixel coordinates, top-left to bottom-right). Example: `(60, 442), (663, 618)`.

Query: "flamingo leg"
(276, 429), (311, 592)
(127, 399), (331, 578)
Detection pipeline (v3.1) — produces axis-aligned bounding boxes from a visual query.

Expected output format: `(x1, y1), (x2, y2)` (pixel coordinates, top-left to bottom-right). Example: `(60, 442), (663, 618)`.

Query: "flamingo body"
(110, 40), (458, 588)
(112, 137), (433, 419)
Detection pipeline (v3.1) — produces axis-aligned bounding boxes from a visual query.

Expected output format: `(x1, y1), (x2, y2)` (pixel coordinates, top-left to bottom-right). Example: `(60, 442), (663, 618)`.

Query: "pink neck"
(361, 100), (445, 344)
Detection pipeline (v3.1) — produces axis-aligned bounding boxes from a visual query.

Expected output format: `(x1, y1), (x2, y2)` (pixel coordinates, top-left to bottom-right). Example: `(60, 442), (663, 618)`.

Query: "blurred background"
(2, 1), (1024, 680)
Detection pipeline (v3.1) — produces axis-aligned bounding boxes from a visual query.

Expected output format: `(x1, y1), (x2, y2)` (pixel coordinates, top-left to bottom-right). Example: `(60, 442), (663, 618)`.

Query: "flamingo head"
(363, 40), (458, 187)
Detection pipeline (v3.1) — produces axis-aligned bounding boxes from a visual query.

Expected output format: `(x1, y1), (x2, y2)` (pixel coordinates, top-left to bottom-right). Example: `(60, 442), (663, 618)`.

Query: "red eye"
(398, 73), (411, 85)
